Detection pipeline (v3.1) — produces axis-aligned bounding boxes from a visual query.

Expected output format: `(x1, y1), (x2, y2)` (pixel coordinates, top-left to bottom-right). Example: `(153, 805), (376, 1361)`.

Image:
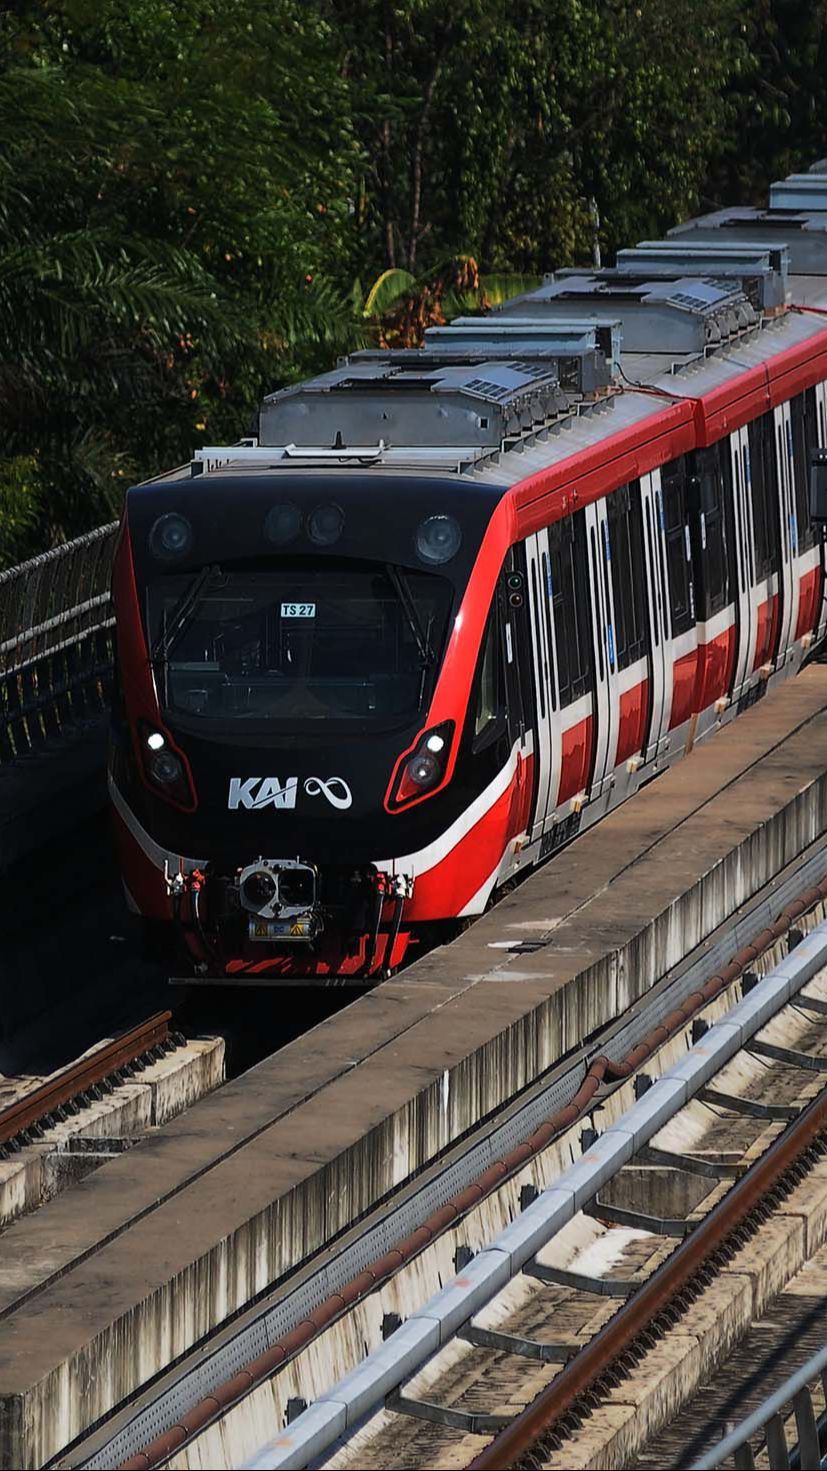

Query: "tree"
(332, 0), (751, 277)
(0, 0), (360, 561)
(706, 0), (827, 205)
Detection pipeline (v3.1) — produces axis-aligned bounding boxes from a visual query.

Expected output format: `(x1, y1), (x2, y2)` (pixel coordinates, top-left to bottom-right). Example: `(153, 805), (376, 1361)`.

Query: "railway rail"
(62, 844), (827, 1471)
(468, 1063), (827, 1470)
(256, 924), (827, 1471)
(0, 1012), (177, 1157)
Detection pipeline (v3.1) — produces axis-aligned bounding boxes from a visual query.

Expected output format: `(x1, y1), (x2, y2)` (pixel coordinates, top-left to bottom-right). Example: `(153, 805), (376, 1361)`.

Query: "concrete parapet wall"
(0, 1039), (224, 1231)
(4, 672), (827, 1468)
(166, 914), (827, 1471)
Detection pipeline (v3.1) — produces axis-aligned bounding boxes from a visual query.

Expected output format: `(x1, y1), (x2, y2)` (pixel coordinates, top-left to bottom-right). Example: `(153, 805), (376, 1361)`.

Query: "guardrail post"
(792, 1386), (819, 1469)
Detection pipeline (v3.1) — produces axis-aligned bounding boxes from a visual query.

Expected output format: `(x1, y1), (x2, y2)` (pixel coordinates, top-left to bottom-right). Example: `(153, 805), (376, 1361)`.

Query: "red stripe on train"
(694, 623), (736, 712)
(796, 566), (821, 642)
(405, 751), (534, 921)
(558, 714), (593, 804)
(670, 647), (699, 730)
(616, 678), (650, 765)
(753, 592), (779, 671)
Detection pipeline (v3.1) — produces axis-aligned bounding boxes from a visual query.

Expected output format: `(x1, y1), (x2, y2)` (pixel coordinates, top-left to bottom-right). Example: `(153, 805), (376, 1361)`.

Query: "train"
(110, 162), (827, 982)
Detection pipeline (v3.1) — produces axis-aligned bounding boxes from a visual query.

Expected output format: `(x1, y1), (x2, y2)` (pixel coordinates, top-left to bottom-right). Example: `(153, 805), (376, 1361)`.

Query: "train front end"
(109, 464), (518, 980)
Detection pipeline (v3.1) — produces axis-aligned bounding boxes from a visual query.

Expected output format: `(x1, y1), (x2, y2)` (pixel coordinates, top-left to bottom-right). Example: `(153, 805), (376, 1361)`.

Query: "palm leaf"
(363, 268), (416, 319)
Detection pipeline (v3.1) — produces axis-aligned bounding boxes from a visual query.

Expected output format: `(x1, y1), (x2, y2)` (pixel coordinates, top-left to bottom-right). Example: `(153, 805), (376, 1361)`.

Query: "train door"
(815, 382), (827, 642)
(524, 529), (559, 842)
(501, 545), (534, 827)
(640, 469), (670, 760)
(789, 389), (825, 653)
(585, 497), (619, 800)
(546, 513), (595, 826)
(746, 413), (783, 679)
(728, 427), (758, 701)
(773, 400), (799, 664)
(657, 459), (698, 741)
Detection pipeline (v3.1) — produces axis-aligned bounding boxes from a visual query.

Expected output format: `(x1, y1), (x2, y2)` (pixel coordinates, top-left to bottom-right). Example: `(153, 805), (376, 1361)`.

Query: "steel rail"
(78, 859), (827, 1471)
(0, 1012), (174, 1154)
(469, 1082), (827, 1469)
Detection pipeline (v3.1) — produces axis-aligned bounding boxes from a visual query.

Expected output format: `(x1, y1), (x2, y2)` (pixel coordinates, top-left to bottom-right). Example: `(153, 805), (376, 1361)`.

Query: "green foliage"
(708, 0), (827, 202)
(330, 0), (752, 273)
(2, 0), (826, 568)
(0, 456), (46, 567)
(0, 0), (360, 559)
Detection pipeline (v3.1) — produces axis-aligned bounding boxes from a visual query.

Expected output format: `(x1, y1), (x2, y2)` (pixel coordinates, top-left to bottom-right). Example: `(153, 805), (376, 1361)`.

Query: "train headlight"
(137, 721), (197, 810)
(148, 749), (185, 787)
(415, 514), (461, 566)
(387, 721), (454, 809)
(308, 503), (344, 547)
(407, 751), (440, 788)
(264, 503), (301, 546)
(149, 513), (193, 562)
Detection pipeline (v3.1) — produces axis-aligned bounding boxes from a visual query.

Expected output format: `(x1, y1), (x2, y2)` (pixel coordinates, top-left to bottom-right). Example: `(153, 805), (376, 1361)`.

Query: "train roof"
(142, 164), (827, 511)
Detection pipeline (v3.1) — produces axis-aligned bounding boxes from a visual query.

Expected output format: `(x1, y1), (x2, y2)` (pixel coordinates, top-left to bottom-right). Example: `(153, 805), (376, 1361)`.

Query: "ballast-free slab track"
(4, 668), (827, 1468)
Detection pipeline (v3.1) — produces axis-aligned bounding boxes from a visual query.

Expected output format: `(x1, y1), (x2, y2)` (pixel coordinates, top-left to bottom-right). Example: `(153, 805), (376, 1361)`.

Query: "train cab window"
(747, 415), (780, 580)
(606, 483), (648, 669)
(146, 558), (453, 728)
(688, 446), (730, 619)
(548, 511), (593, 707)
(660, 459), (695, 637)
(791, 389), (819, 553)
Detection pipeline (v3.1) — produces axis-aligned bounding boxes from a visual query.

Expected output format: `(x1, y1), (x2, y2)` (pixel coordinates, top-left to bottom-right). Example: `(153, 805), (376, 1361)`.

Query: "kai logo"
(227, 776), (352, 811)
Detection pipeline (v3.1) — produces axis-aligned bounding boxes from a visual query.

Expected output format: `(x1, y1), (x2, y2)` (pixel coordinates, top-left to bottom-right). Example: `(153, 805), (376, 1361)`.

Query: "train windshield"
(146, 558), (453, 728)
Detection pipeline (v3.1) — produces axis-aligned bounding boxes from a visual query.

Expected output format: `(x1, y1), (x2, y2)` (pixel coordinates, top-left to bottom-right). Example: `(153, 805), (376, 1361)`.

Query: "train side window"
(541, 550), (556, 710)
(791, 389), (819, 553)
(528, 559), (546, 721)
(606, 482), (648, 669)
(688, 446), (729, 619)
(548, 511), (593, 707)
(747, 414), (780, 580)
(660, 458), (695, 637)
(473, 607), (505, 745)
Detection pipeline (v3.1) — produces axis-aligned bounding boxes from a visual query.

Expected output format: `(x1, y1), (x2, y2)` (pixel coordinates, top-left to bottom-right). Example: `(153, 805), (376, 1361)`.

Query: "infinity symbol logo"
(304, 776), (353, 810)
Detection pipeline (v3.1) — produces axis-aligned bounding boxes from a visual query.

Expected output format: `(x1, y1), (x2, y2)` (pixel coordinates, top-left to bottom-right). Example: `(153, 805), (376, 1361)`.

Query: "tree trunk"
(408, 59), (442, 272)
(381, 1), (396, 268)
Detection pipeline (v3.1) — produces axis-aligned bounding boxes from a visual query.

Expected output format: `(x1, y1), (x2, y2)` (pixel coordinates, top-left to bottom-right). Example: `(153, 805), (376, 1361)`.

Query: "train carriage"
(110, 166), (827, 982)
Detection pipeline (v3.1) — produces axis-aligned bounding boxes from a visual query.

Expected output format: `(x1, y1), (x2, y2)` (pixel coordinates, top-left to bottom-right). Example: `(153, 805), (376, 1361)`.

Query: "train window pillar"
(660, 458), (695, 636)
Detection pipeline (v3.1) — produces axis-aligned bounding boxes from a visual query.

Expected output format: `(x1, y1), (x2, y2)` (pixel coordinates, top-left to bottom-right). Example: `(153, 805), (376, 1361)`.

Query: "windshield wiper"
(151, 564), (225, 665)
(386, 564), (435, 666)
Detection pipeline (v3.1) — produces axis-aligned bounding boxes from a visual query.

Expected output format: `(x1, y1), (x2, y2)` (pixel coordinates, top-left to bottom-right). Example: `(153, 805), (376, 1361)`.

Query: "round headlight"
(415, 514), (461, 566)
(264, 503), (301, 546)
(149, 512), (193, 562)
(148, 749), (184, 787)
(406, 751), (440, 789)
(308, 503), (344, 547)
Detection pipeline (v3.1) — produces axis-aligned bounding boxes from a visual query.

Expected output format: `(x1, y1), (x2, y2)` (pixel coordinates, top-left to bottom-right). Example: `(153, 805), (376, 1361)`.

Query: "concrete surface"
(3, 666), (827, 1467)
(0, 1038), (224, 1229)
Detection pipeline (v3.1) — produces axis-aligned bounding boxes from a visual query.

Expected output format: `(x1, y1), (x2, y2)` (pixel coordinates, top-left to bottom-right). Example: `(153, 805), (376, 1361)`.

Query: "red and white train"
(110, 165), (827, 981)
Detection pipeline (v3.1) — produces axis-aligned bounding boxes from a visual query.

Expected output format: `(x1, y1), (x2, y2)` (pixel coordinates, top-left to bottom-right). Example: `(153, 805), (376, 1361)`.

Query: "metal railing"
(693, 1340), (827, 1469)
(0, 523), (118, 762)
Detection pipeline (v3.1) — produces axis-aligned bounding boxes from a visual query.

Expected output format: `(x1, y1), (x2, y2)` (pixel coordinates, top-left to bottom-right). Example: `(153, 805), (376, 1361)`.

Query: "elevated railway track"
(100, 901), (827, 1471)
(5, 160), (827, 1471)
